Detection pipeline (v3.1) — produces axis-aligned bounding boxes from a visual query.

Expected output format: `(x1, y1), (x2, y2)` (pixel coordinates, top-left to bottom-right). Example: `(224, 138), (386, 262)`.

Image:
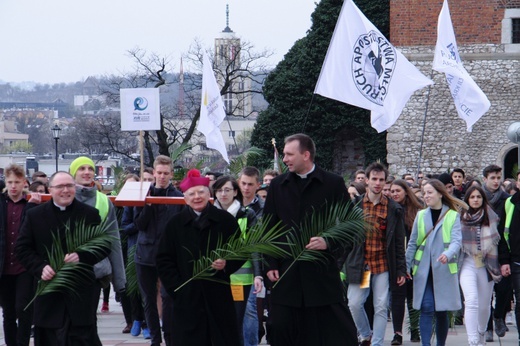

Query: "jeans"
(459, 256), (494, 345)
(419, 272), (449, 346)
(0, 272), (34, 346)
(243, 287), (259, 346)
(347, 271), (389, 346)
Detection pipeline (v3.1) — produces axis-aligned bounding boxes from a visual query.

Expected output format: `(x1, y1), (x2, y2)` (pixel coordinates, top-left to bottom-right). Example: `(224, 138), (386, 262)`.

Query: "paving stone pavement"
(0, 293), (519, 345)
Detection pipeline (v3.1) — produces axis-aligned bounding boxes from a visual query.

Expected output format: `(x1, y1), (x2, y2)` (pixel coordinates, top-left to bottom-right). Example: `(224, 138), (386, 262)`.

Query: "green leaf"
(175, 216), (289, 292)
(125, 244), (140, 298)
(274, 201), (367, 287)
(25, 217), (117, 310)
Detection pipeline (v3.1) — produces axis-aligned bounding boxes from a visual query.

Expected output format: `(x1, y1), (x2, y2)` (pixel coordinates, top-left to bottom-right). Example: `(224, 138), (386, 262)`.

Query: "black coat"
(156, 204), (245, 346)
(134, 184), (183, 266)
(15, 199), (105, 328)
(263, 166), (350, 307)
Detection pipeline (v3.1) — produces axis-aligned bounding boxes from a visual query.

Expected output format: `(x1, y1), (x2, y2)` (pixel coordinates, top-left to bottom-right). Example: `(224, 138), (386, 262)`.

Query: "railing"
(30, 194), (191, 207)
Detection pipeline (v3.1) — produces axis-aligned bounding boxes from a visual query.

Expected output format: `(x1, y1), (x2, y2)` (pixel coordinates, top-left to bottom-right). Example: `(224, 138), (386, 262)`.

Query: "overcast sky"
(0, 0), (318, 85)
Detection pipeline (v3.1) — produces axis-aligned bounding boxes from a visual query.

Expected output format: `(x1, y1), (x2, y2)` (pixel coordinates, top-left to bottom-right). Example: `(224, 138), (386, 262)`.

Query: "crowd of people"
(1, 134), (520, 346)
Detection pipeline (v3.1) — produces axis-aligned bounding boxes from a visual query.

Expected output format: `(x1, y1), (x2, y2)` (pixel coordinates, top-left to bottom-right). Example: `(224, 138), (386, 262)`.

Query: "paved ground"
(0, 293), (518, 345)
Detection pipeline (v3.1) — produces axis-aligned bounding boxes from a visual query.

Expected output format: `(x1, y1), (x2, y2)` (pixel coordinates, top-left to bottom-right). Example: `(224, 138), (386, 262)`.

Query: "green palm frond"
(228, 147), (266, 176)
(175, 216), (289, 292)
(25, 218), (116, 310)
(274, 201), (368, 287)
(170, 142), (192, 163)
(125, 244), (140, 298)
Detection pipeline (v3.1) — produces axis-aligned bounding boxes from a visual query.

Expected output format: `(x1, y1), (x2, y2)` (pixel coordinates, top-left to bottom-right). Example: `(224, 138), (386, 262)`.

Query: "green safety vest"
(504, 196), (514, 246)
(230, 214), (253, 286)
(412, 209), (458, 275)
(95, 191), (109, 221)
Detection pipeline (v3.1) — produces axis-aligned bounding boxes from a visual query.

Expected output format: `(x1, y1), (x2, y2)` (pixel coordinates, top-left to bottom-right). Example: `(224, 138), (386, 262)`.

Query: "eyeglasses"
(49, 184), (75, 190)
(216, 188), (234, 194)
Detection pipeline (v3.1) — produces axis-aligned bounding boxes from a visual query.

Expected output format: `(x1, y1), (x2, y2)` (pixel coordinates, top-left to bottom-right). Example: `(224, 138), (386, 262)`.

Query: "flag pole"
(416, 70), (435, 179)
(139, 130), (144, 199)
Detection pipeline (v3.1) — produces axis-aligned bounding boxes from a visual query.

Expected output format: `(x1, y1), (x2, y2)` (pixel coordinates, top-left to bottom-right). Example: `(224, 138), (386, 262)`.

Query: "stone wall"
(387, 44), (520, 179)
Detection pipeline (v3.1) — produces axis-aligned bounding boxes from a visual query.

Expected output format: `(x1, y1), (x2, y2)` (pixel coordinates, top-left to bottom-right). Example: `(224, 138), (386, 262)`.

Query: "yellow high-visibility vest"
(412, 209), (458, 275)
(230, 215), (253, 286)
(95, 191), (109, 221)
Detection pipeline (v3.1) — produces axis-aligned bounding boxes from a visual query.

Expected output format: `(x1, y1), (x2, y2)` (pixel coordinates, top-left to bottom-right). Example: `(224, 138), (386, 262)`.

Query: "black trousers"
(269, 302), (358, 346)
(136, 263), (173, 346)
(34, 315), (98, 346)
(0, 271), (34, 346)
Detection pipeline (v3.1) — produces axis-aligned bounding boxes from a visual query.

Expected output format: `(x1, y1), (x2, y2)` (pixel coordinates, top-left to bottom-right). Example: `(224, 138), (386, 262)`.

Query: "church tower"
(213, 5), (252, 117)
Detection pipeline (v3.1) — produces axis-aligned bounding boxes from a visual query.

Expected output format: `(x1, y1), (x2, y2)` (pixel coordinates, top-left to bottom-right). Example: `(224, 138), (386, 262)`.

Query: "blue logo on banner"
(133, 97), (148, 111)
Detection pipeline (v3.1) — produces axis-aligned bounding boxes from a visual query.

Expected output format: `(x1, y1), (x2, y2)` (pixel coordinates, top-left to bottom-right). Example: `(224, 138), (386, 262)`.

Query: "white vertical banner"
(198, 52), (229, 163)
(314, 0), (432, 133)
(433, 0), (490, 132)
(120, 88), (161, 131)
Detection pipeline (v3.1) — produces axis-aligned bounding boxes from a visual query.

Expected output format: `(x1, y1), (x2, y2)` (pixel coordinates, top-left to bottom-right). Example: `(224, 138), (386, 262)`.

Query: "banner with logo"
(120, 88), (161, 131)
(433, 0), (490, 132)
(314, 0), (433, 133)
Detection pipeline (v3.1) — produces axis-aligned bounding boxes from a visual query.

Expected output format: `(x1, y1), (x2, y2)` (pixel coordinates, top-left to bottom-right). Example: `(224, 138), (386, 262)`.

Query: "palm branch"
(25, 217), (116, 310)
(125, 244), (140, 298)
(228, 147), (266, 176)
(274, 201), (368, 287)
(175, 216), (289, 292)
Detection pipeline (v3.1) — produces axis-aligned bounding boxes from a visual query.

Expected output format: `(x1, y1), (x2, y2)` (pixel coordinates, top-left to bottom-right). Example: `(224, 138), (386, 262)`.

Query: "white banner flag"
(120, 88), (161, 131)
(198, 52), (229, 163)
(314, 0), (433, 133)
(433, 0), (490, 132)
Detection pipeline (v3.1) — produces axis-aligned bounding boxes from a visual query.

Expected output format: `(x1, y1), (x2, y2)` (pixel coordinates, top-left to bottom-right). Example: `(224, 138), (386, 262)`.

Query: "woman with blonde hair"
(405, 179), (467, 346)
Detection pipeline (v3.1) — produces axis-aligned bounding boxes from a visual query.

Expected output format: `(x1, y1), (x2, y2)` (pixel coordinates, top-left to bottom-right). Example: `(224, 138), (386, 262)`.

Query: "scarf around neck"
(461, 205), (501, 281)
(215, 199), (242, 217)
(482, 184), (502, 207)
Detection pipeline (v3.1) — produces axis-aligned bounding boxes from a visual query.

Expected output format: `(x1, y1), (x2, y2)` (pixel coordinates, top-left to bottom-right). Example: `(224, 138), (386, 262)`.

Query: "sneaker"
(391, 333), (403, 345)
(410, 329), (421, 343)
(506, 312), (514, 325)
(101, 302), (109, 313)
(494, 317), (507, 337)
(485, 330), (494, 342)
(142, 327), (151, 340)
(130, 320), (141, 337)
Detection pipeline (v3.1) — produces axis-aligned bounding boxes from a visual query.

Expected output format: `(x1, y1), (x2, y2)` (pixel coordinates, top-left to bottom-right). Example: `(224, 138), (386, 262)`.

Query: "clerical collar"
(296, 164), (315, 179)
(53, 201), (67, 211)
(193, 210), (202, 216)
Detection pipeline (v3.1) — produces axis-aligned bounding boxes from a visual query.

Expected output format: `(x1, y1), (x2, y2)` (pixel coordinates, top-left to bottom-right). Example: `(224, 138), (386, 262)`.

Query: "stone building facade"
(387, 0), (520, 179)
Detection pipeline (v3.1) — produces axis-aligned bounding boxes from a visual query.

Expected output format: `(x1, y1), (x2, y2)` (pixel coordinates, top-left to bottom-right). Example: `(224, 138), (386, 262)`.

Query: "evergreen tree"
(250, 0), (389, 173)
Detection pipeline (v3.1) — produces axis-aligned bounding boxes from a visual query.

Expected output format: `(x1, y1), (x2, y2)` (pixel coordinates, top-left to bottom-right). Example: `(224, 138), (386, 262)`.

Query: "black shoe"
(359, 338), (371, 346)
(258, 325), (265, 342)
(486, 330), (494, 342)
(391, 333), (403, 345)
(495, 317), (507, 337)
(410, 329), (421, 342)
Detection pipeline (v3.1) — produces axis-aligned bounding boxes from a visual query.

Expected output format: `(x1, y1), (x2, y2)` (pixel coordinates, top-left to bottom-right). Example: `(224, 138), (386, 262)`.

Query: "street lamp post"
(51, 124), (61, 172)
